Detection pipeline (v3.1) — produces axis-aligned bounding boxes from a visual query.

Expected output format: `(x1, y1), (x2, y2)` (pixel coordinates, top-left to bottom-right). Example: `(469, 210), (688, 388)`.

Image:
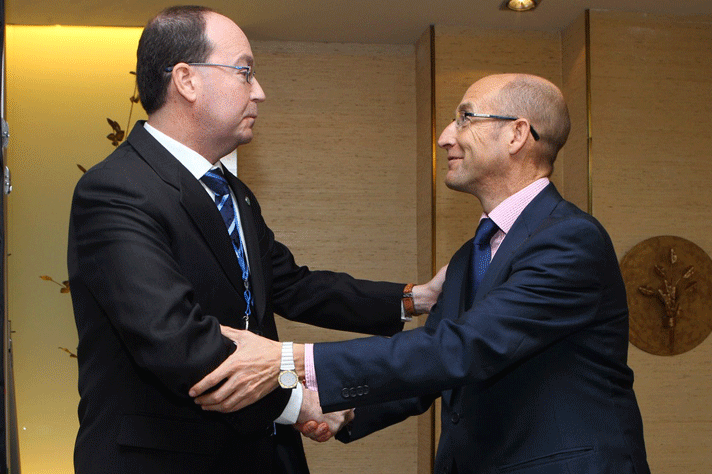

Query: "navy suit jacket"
(317, 184), (650, 474)
(68, 122), (404, 474)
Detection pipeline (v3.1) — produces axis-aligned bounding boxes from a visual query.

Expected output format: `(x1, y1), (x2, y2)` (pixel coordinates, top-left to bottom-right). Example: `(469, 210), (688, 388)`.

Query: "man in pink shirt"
(191, 73), (650, 474)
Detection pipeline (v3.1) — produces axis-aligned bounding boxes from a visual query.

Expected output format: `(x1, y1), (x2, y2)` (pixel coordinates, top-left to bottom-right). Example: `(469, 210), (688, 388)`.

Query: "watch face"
(279, 371), (299, 389)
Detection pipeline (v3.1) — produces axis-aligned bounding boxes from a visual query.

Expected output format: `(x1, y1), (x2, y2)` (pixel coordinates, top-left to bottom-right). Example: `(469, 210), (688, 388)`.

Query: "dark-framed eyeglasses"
(455, 112), (540, 141)
(164, 62), (256, 84)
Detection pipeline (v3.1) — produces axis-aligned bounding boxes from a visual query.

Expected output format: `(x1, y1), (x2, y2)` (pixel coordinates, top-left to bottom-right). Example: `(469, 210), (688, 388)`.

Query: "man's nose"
(437, 121), (457, 149)
(251, 77), (266, 102)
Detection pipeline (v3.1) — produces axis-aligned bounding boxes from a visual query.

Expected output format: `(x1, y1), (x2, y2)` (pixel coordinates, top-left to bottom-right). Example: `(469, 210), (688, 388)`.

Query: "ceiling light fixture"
(504, 0), (539, 12)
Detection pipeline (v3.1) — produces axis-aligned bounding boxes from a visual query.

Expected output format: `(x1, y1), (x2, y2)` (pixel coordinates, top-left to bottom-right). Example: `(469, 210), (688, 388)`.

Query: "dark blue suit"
(316, 184), (650, 474)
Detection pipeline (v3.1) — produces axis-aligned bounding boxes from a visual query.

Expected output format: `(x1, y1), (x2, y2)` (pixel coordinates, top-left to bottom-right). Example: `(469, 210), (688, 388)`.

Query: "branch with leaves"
(40, 277), (76, 358)
(638, 248), (697, 349)
(59, 347), (77, 358)
(39, 275), (70, 293)
(105, 71), (140, 147)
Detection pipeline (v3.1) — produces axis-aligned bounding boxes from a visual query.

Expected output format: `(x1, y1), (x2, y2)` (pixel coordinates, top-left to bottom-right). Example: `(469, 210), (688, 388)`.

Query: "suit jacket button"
(363, 385), (369, 394)
(451, 412), (460, 424)
(342, 388), (350, 398)
(349, 387), (358, 397)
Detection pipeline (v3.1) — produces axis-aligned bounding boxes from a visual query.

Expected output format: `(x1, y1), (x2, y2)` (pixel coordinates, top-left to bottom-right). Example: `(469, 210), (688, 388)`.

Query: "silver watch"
(278, 341), (299, 389)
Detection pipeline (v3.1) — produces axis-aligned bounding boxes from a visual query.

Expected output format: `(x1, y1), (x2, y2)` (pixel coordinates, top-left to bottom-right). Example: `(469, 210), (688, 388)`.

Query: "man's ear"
(507, 118), (531, 155)
(170, 63), (199, 103)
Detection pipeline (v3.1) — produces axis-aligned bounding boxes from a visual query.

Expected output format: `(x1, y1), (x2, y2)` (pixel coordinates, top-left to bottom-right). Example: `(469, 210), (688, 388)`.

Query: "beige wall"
(5, 9), (712, 474)
(561, 12), (589, 212)
(6, 25), (146, 473)
(587, 11), (712, 473)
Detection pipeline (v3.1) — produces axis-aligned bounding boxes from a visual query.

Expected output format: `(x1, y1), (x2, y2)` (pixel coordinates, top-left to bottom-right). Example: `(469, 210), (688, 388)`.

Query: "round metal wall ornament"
(620, 235), (712, 356)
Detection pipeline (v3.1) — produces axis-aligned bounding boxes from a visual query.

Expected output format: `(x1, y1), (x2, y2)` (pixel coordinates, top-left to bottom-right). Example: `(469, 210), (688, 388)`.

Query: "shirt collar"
(482, 177), (550, 234)
(143, 122), (218, 180)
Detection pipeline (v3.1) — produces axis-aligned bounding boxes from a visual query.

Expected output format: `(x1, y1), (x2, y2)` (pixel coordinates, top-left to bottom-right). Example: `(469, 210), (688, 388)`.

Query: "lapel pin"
(245, 196), (251, 206)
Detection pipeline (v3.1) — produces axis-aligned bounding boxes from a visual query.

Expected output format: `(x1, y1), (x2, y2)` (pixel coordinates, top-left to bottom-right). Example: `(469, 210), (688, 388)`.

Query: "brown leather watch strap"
(402, 283), (418, 316)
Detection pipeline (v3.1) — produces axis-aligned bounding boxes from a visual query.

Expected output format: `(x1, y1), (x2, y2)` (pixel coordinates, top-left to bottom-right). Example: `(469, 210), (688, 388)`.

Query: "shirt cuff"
(400, 300), (412, 322)
(304, 343), (318, 392)
(274, 382), (303, 425)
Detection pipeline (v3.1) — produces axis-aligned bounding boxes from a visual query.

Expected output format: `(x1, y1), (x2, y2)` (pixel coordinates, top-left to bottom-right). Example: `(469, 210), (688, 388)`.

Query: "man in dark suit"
(194, 74), (651, 473)
(67, 6), (443, 473)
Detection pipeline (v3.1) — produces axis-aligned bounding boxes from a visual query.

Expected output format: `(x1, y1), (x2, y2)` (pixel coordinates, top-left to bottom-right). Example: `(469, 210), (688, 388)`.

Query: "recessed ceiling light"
(503, 0), (539, 12)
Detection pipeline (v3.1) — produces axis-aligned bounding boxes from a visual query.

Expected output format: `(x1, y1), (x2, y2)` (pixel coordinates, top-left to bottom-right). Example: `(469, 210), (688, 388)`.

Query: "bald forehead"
(204, 12), (254, 65)
(459, 74), (560, 110)
(461, 75), (514, 106)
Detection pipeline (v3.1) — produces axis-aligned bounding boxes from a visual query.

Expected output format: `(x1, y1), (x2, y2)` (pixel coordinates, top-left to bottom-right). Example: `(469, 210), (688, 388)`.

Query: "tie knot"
(201, 168), (230, 197)
(474, 218), (498, 247)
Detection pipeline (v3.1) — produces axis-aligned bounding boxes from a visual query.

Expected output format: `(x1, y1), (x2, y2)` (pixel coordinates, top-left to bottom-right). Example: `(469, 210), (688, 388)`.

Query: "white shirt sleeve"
(274, 382), (303, 424)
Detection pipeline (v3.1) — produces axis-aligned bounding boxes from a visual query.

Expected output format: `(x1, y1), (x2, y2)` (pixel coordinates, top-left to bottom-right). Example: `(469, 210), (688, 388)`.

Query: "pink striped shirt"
(486, 177), (550, 260)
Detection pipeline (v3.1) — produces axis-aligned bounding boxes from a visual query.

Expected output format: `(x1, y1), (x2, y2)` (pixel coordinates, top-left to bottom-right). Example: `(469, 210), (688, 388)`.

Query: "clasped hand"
(189, 325), (352, 442)
(188, 325), (281, 412)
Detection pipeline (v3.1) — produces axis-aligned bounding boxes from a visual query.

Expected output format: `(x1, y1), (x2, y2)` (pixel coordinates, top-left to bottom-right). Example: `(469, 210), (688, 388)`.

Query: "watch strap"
(402, 283), (418, 317)
(281, 341), (295, 371)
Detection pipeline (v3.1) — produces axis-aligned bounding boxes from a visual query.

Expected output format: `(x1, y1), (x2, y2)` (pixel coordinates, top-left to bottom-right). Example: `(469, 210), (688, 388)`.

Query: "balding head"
(483, 74), (571, 169)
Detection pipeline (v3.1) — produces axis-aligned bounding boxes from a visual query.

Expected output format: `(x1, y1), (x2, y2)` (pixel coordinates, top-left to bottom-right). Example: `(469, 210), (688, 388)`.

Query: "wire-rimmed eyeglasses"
(456, 112), (540, 141)
(164, 62), (256, 84)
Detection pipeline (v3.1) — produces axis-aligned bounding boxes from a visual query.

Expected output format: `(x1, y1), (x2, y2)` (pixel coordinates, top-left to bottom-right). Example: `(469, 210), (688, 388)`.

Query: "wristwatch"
(278, 341), (299, 389)
(402, 283), (417, 320)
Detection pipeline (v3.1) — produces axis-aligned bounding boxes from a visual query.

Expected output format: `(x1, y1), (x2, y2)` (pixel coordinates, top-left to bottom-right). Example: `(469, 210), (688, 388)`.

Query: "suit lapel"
(476, 183), (563, 300)
(224, 170), (267, 324)
(126, 123), (245, 294)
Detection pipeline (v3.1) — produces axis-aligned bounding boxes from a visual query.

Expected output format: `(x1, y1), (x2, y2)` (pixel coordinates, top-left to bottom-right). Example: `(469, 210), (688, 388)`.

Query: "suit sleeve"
(70, 166), (290, 431)
(314, 215), (619, 412)
(336, 393), (439, 443)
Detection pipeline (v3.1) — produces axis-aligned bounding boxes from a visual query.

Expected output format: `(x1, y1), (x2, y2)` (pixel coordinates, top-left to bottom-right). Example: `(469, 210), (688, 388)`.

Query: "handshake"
(295, 387), (354, 443)
(186, 267), (447, 442)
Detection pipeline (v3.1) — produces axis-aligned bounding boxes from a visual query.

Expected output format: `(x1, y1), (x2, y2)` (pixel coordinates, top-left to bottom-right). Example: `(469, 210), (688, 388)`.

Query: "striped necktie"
(200, 168), (253, 328)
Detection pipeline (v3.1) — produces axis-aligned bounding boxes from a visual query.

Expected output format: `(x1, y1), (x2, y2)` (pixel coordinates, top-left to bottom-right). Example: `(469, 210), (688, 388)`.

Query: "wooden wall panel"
(414, 26), (436, 474)
(588, 11), (712, 473)
(561, 12), (590, 212)
(244, 40), (421, 474)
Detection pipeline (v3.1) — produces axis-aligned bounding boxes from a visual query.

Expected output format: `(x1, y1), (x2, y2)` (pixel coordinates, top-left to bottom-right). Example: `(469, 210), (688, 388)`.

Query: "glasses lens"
(455, 112), (466, 127)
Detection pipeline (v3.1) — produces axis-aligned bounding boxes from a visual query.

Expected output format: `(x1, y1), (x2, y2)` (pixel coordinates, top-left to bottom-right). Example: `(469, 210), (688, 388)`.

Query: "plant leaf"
(654, 265), (666, 278)
(59, 347), (78, 358)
